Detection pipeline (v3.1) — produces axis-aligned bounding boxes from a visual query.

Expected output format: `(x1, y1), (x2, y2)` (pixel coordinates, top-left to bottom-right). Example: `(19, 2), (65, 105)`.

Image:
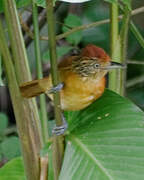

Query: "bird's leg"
(52, 113), (68, 136)
(46, 82), (67, 135)
(46, 82), (64, 94)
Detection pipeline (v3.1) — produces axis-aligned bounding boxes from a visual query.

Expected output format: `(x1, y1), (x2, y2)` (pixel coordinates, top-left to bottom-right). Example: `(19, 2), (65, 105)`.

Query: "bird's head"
(72, 44), (124, 79)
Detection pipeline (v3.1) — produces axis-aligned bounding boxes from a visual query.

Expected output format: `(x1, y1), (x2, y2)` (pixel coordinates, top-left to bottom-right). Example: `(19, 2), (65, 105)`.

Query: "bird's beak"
(102, 61), (126, 70)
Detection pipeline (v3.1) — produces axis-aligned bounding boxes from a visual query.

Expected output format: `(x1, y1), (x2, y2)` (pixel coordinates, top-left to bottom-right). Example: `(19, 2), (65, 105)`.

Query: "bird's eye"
(94, 64), (100, 68)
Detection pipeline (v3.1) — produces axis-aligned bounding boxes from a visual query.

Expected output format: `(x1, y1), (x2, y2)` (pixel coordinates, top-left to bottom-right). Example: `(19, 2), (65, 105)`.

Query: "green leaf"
(0, 157), (26, 180)
(0, 113), (8, 135)
(1, 136), (21, 160)
(40, 141), (52, 157)
(15, 0), (31, 8)
(104, 0), (117, 3)
(60, 90), (144, 179)
(35, 0), (46, 8)
(120, 0), (131, 10)
(43, 46), (73, 63)
(35, 0), (58, 7)
(62, 14), (82, 45)
(60, 0), (91, 2)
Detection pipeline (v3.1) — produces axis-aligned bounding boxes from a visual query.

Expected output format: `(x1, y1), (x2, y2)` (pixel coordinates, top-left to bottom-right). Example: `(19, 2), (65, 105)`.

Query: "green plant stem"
(130, 22), (144, 49)
(109, 1), (121, 93)
(0, 20), (41, 180)
(3, 0), (31, 83)
(120, 5), (131, 95)
(126, 75), (144, 88)
(32, 0), (49, 143)
(46, 0), (64, 179)
(119, 5), (144, 50)
(3, 0), (43, 179)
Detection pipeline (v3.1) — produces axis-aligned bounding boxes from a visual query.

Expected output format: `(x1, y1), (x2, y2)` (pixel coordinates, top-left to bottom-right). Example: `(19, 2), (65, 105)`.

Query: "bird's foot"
(52, 114), (68, 136)
(47, 82), (64, 94)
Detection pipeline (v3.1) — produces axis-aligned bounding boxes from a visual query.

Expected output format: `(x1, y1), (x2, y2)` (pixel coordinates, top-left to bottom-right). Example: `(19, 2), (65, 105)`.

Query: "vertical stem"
(46, 0), (64, 179)
(3, 0), (43, 179)
(0, 20), (41, 180)
(32, 0), (49, 143)
(120, 5), (131, 95)
(0, 54), (4, 86)
(109, 1), (121, 93)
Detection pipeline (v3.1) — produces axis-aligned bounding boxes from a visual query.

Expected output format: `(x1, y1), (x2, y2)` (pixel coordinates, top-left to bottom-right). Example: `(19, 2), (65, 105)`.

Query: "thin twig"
(20, 6), (144, 41)
(4, 126), (17, 136)
(126, 75), (144, 88)
(127, 60), (144, 65)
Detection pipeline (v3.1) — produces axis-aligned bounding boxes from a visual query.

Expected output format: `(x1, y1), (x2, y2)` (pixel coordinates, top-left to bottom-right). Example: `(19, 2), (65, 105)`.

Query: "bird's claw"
(52, 115), (68, 136)
(47, 82), (64, 94)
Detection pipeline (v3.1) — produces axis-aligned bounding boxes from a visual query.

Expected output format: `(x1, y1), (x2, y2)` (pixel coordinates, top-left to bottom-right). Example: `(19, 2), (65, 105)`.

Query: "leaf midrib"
(70, 135), (114, 180)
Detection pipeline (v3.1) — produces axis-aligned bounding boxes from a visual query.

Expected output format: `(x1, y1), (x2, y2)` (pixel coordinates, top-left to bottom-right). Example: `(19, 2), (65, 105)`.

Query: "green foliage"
(60, 90), (144, 179)
(15, 0), (31, 7)
(35, 0), (46, 7)
(0, 113), (20, 161)
(1, 90), (144, 179)
(40, 141), (52, 157)
(0, 157), (26, 180)
(81, 0), (110, 51)
(1, 136), (21, 160)
(62, 14), (82, 45)
(120, 0), (131, 10)
(104, 0), (117, 3)
(35, 0), (58, 7)
(0, 113), (8, 135)
(43, 46), (73, 63)
(60, 0), (91, 2)
(35, 0), (91, 4)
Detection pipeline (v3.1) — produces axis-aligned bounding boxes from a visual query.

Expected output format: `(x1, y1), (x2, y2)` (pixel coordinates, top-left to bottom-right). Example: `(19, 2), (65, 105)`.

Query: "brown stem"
(46, 0), (65, 179)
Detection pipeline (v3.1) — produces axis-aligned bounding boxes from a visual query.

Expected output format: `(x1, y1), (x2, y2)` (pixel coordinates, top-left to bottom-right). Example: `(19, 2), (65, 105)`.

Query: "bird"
(20, 44), (123, 111)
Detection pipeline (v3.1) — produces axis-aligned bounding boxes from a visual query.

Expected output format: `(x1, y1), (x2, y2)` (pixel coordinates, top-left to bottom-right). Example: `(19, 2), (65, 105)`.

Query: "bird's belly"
(60, 75), (105, 111)
(61, 93), (95, 111)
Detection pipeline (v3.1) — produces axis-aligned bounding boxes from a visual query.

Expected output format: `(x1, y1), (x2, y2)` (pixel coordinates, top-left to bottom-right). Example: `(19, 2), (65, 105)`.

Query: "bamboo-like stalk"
(120, 4), (131, 95)
(109, 1), (121, 93)
(32, 0), (49, 143)
(3, 0), (43, 179)
(0, 20), (41, 180)
(46, 0), (64, 179)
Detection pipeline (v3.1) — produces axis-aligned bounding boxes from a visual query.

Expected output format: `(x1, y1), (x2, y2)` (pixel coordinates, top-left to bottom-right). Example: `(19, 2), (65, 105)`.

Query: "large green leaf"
(1, 136), (21, 160)
(60, 90), (144, 180)
(0, 113), (8, 135)
(62, 14), (82, 45)
(0, 157), (26, 180)
(43, 46), (73, 63)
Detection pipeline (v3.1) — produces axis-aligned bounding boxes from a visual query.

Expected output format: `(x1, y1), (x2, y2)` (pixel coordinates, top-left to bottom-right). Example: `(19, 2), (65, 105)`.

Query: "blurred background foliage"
(0, 0), (144, 164)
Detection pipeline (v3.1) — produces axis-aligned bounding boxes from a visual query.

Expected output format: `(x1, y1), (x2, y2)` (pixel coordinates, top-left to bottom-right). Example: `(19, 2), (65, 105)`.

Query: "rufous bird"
(20, 44), (123, 111)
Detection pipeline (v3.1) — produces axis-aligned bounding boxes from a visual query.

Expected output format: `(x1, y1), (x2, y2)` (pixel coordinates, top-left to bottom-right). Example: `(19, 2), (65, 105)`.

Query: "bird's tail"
(19, 77), (51, 98)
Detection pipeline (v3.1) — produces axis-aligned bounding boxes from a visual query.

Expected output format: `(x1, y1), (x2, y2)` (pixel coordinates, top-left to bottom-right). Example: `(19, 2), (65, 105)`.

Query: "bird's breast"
(59, 70), (106, 111)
